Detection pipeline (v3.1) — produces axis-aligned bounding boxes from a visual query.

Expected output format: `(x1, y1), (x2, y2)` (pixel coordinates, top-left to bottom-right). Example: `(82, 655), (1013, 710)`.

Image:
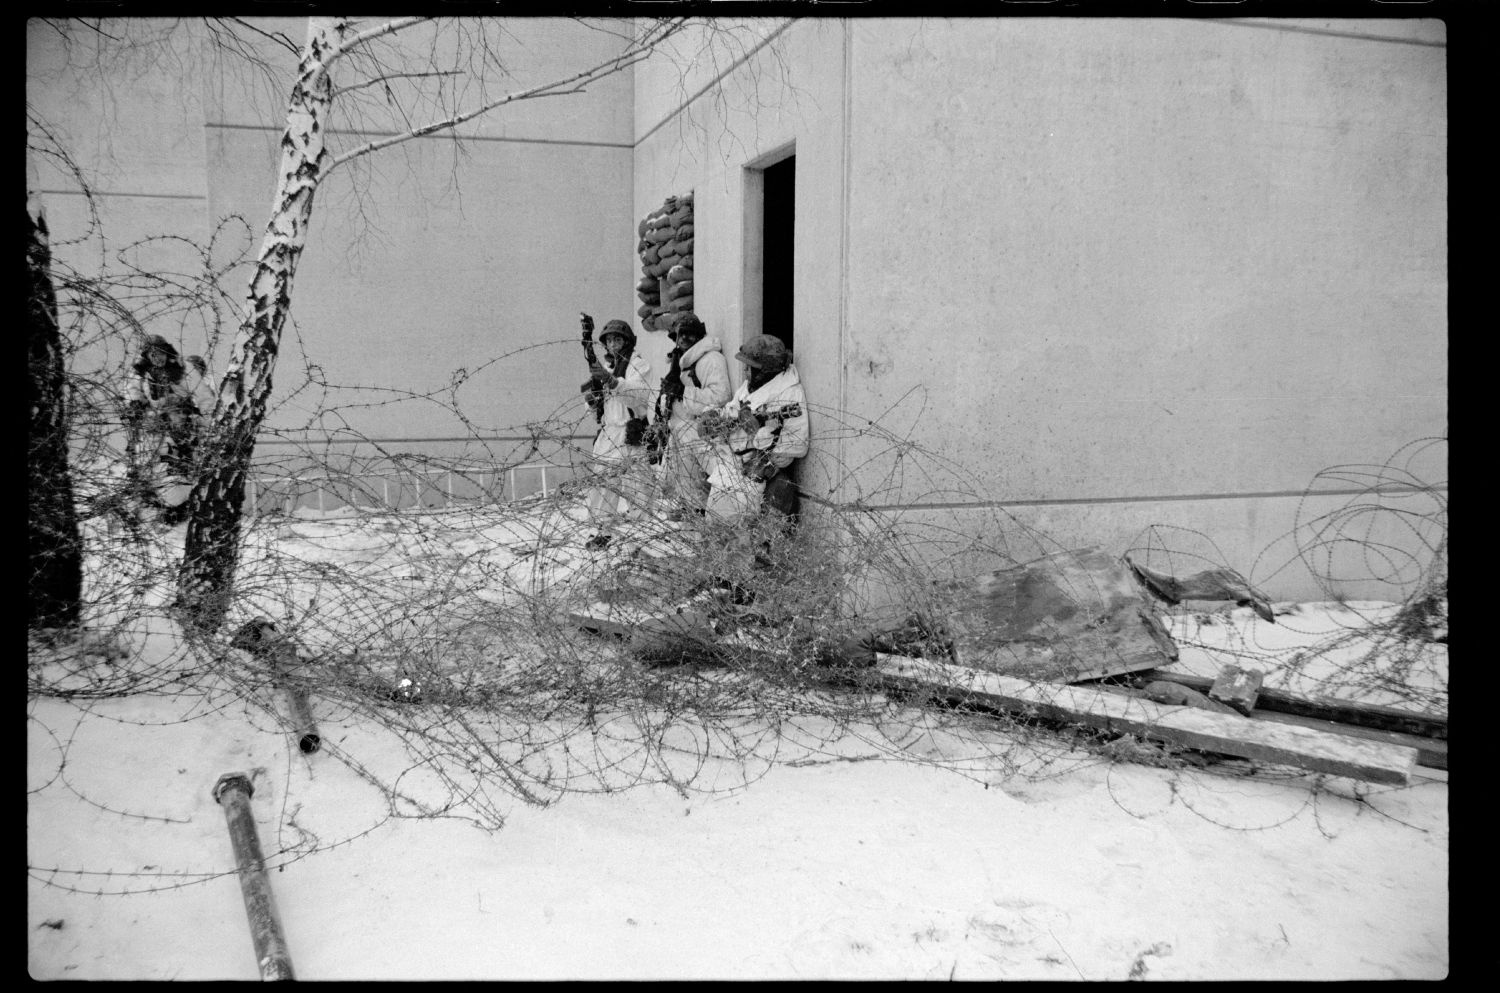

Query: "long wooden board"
(1140, 671), (1447, 739)
(876, 654), (1417, 786)
(1250, 710), (1447, 771)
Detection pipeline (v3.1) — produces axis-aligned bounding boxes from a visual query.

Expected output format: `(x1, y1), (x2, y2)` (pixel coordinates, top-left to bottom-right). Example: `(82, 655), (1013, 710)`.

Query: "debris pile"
(572, 537), (1447, 787)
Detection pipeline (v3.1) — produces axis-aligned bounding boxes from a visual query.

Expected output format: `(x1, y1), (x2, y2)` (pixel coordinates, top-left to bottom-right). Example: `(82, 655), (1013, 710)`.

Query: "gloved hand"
(696, 409), (731, 442)
(589, 365), (615, 387)
(660, 372), (684, 402)
(735, 405), (762, 435)
(579, 312), (594, 338)
(742, 449), (779, 482)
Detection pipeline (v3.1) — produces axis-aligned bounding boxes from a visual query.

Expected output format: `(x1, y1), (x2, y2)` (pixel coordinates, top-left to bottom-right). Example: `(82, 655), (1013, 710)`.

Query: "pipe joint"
(213, 772), (254, 805)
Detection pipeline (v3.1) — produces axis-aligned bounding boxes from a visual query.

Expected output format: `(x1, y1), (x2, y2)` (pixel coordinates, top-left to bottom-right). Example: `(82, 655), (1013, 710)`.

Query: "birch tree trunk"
(175, 17), (344, 632)
(28, 202), (83, 630)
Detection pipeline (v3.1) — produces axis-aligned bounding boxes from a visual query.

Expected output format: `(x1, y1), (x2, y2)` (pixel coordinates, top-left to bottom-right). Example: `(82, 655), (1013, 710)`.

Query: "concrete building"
(28, 16), (1447, 599)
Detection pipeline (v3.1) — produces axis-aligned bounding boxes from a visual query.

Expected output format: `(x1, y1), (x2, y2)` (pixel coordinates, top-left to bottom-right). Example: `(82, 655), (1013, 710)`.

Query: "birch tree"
(173, 16), (695, 631)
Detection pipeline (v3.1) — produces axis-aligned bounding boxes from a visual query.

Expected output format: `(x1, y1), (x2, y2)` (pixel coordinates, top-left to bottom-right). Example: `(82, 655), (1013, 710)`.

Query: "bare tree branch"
(37, 18), (123, 42)
(223, 17), (300, 57)
(325, 16), (432, 66)
(334, 69), (461, 98)
(567, 18), (638, 44)
(327, 90), (583, 171)
(325, 20), (688, 176)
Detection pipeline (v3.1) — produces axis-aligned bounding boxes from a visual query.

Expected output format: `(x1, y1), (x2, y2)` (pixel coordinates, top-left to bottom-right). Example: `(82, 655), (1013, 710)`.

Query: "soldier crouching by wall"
(694, 333), (808, 583)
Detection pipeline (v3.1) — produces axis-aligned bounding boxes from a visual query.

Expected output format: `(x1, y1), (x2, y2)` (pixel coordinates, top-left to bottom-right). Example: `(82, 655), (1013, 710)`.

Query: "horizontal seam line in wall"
(34, 188), (206, 201)
(634, 19), (796, 149)
(1200, 18), (1446, 48)
(203, 122), (632, 149)
(849, 484), (1448, 512)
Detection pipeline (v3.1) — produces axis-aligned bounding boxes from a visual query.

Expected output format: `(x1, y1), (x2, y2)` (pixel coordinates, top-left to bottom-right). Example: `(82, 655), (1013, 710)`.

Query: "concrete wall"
(632, 17), (1447, 601)
(27, 18), (215, 370)
(28, 17), (640, 448)
(29, 17), (1447, 597)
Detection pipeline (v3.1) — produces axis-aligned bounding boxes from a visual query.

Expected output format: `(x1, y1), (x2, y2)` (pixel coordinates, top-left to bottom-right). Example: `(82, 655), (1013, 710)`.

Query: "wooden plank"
(876, 654), (1417, 786)
(1133, 680), (1242, 715)
(1208, 665), (1263, 716)
(569, 608), (633, 640)
(569, 599), (714, 646)
(1251, 710), (1447, 771)
(1143, 671), (1447, 739)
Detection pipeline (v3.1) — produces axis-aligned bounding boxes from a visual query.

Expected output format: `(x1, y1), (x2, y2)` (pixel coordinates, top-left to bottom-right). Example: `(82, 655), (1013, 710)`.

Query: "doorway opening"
(762, 154), (795, 354)
(744, 146), (796, 356)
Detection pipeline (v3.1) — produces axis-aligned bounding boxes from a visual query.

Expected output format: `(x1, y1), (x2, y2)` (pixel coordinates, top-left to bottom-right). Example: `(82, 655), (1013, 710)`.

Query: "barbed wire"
(1125, 436), (1447, 714)
(28, 211), (1446, 899)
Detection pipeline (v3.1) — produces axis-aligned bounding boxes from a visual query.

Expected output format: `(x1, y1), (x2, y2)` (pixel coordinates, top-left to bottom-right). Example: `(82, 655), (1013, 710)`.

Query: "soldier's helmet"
(600, 319), (635, 348)
(734, 334), (789, 371)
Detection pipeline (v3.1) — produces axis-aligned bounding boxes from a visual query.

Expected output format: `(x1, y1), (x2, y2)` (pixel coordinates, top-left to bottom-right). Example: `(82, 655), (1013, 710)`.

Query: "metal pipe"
(230, 621), (323, 755)
(282, 686), (321, 754)
(213, 773), (296, 981)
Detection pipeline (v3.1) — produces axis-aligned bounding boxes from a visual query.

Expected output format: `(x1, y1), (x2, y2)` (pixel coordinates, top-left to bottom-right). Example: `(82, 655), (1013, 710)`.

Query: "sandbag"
(674, 222), (693, 240)
(641, 245), (660, 265)
(636, 276), (659, 294)
(647, 226), (675, 244)
(665, 279), (693, 301)
(669, 207), (693, 227)
(668, 295), (694, 313)
(674, 236), (694, 255)
(666, 264), (691, 284)
(638, 292), (661, 306)
(637, 302), (654, 319)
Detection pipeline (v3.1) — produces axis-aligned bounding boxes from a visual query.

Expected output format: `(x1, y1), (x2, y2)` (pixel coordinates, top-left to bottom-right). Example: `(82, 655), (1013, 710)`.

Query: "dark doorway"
(761, 154), (795, 354)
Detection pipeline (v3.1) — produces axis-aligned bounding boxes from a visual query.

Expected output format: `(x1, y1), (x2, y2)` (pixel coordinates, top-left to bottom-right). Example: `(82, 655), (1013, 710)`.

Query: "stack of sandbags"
(636, 192), (694, 330)
(635, 205), (666, 322)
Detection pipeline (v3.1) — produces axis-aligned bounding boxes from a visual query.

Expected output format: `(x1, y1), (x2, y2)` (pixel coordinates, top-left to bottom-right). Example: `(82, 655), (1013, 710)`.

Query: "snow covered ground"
(28, 502), (1448, 980)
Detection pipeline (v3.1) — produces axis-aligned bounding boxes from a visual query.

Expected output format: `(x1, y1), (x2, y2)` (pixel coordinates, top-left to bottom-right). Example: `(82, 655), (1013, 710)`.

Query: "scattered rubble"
(572, 542), (1446, 783)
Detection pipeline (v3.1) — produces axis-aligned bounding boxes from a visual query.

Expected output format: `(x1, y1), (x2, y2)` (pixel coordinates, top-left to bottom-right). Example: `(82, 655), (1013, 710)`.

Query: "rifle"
(578, 312), (605, 424)
(646, 343), (685, 464)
